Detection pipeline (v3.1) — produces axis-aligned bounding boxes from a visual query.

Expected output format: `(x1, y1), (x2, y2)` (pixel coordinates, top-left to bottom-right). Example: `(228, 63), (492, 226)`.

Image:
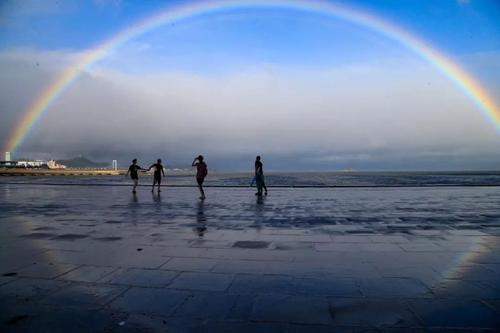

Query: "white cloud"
(1, 48), (499, 169)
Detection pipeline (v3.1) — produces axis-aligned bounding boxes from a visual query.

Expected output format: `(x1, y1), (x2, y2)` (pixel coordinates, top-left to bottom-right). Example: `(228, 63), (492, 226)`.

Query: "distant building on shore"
(112, 160), (118, 171)
(0, 160), (17, 168)
(5, 152), (11, 162)
(17, 160), (47, 168)
(0, 159), (65, 169)
(47, 160), (67, 169)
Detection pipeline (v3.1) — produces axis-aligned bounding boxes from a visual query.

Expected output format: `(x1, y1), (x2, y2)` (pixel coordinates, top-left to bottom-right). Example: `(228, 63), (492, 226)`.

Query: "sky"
(0, 0), (499, 171)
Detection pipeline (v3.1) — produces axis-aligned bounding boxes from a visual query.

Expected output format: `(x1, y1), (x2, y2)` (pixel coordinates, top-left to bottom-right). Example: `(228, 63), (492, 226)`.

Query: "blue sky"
(0, 0), (499, 170)
(1, 0), (499, 55)
(0, 1), (499, 80)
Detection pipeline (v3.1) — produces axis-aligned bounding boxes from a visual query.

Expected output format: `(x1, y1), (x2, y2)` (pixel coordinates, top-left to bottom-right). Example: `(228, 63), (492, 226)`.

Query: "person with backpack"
(192, 155), (207, 199)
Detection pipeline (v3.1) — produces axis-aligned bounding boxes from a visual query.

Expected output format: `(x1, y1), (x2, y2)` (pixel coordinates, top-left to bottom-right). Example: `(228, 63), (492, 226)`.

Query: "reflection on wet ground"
(1, 184), (500, 331)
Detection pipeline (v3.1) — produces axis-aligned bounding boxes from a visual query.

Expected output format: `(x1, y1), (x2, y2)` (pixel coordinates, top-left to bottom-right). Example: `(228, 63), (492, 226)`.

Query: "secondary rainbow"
(5, 0), (500, 153)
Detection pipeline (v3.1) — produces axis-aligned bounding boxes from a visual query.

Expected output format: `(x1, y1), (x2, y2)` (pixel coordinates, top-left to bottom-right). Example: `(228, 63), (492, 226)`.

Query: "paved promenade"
(1, 184), (500, 332)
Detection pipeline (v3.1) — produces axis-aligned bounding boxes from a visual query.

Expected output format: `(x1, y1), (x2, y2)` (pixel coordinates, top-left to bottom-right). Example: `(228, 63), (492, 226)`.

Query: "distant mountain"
(58, 156), (109, 168)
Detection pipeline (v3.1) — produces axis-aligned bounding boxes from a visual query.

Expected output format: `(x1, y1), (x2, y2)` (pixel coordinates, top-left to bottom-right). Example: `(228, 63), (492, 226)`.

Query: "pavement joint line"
(101, 285), (133, 308)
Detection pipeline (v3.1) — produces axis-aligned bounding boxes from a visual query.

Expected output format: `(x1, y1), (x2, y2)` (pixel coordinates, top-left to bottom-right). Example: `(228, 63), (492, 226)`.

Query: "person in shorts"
(148, 159), (165, 193)
(192, 155), (207, 199)
(126, 158), (145, 193)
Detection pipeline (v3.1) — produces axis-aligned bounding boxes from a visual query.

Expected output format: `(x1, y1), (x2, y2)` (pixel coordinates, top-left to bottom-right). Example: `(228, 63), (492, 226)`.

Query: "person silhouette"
(148, 159), (165, 193)
(254, 155), (268, 196)
(192, 155), (208, 200)
(126, 158), (145, 194)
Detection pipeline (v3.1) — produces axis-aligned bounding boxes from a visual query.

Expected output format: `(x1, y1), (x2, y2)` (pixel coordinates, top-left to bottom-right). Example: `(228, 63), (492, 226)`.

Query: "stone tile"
(16, 262), (79, 279)
(438, 242), (490, 252)
(57, 265), (118, 282)
(173, 292), (238, 319)
(250, 294), (332, 325)
(287, 324), (352, 333)
(0, 278), (71, 301)
(0, 303), (116, 333)
(445, 264), (500, 282)
(101, 268), (179, 287)
(469, 252), (500, 264)
(228, 274), (295, 295)
(117, 253), (171, 269)
(212, 260), (271, 274)
(315, 243), (369, 252)
(273, 241), (314, 250)
(200, 320), (290, 333)
(155, 317), (206, 333)
(328, 297), (420, 327)
(331, 236), (373, 243)
(409, 299), (500, 328)
(0, 275), (16, 286)
(410, 230), (446, 236)
(108, 287), (189, 316)
(160, 247), (209, 259)
(358, 278), (431, 298)
(42, 283), (127, 309)
(483, 299), (500, 314)
(295, 277), (361, 297)
(447, 230), (488, 236)
(168, 272), (234, 292)
(160, 257), (217, 272)
(233, 241), (270, 249)
(376, 266), (440, 289)
(315, 243), (402, 252)
(369, 235), (409, 243)
(189, 240), (233, 249)
(205, 248), (293, 262)
(398, 243), (444, 252)
(19, 232), (57, 239)
(430, 279), (500, 299)
(110, 312), (186, 332)
(50, 234), (88, 241)
(227, 294), (257, 321)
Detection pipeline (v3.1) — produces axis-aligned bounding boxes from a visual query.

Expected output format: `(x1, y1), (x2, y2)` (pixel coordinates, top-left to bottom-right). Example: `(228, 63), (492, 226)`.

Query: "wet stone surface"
(0, 184), (500, 332)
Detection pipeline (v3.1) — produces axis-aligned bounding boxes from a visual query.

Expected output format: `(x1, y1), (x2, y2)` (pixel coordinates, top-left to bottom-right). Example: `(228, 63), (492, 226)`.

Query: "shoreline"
(0, 167), (124, 176)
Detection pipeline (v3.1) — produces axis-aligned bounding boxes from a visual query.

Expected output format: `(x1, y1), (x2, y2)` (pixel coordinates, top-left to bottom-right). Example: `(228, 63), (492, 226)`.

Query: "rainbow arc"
(5, 0), (500, 153)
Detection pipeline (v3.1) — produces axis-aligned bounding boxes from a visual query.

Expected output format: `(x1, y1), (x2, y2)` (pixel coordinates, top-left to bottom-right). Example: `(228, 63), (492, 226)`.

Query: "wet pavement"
(1, 184), (500, 332)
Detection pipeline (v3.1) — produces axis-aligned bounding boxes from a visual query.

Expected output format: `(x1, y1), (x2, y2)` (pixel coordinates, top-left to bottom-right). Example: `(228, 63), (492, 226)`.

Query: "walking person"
(254, 155), (268, 196)
(192, 155), (208, 199)
(148, 159), (165, 193)
(126, 158), (145, 194)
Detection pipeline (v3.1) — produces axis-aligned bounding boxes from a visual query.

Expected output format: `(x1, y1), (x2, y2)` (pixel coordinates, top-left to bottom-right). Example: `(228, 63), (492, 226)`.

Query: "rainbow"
(5, 0), (500, 154)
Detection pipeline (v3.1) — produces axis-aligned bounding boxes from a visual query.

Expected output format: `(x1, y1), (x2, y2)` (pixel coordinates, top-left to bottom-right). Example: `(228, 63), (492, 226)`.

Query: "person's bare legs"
(256, 182), (263, 196)
(199, 185), (205, 199)
(197, 178), (205, 199)
(132, 179), (138, 193)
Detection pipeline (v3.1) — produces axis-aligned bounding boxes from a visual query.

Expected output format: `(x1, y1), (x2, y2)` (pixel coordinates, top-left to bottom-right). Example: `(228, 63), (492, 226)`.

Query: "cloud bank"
(1, 48), (499, 170)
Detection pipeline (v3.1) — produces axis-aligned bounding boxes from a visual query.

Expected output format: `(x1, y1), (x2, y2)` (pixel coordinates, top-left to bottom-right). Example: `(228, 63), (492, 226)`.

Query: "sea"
(1, 171), (500, 187)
